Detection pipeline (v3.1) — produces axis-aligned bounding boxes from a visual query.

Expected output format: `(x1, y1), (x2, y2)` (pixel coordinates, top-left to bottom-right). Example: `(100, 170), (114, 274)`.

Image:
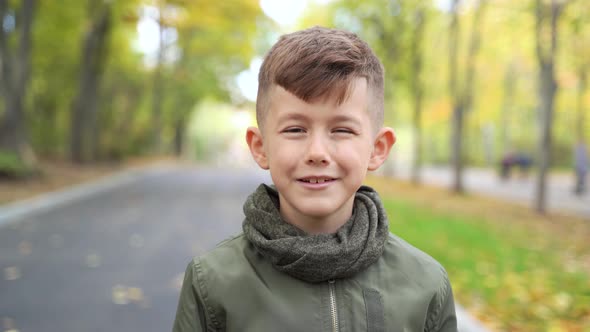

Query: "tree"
(155, 0), (264, 155)
(533, 0), (567, 213)
(70, 1), (112, 163)
(0, 0), (36, 168)
(448, 0), (488, 193)
(0, 0), (266, 166)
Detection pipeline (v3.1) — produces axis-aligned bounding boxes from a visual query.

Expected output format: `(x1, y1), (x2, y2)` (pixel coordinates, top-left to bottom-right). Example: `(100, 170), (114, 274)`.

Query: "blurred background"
(0, 0), (589, 331)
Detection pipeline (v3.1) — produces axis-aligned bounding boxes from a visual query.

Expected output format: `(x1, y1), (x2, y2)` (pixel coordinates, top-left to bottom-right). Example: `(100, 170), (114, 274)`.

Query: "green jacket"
(173, 233), (457, 332)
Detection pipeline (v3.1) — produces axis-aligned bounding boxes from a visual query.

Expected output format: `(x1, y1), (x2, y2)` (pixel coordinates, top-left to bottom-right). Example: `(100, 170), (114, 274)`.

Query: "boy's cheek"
(269, 150), (293, 167)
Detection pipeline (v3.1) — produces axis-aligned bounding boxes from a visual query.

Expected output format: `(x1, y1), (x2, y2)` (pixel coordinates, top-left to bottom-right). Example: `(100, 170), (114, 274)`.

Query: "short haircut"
(256, 26), (385, 130)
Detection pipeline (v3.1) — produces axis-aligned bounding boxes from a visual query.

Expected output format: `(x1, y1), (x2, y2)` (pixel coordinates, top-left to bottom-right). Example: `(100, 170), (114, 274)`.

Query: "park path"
(393, 165), (590, 219)
(0, 165), (487, 332)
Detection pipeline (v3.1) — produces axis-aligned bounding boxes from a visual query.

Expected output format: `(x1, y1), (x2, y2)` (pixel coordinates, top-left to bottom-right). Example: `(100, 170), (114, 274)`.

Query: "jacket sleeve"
(172, 261), (208, 332)
(426, 269), (458, 332)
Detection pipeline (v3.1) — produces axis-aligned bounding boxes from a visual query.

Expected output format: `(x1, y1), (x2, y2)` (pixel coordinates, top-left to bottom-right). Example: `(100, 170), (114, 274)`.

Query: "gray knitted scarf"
(242, 184), (389, 283)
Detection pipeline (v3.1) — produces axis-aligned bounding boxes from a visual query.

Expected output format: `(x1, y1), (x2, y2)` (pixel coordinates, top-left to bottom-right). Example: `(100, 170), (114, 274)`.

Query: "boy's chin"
(299, 209), (335, 220)
(295, 204), (348, 220)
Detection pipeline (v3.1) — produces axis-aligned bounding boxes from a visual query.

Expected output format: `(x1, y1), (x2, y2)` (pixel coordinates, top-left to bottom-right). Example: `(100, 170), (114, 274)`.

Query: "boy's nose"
(305, 135), (330, 165)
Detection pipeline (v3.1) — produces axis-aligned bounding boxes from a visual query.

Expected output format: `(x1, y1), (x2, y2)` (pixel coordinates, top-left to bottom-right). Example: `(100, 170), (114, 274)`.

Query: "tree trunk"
(173, 116), (185, 157)
(0, 0), (37, 168)
(70, 3), (112, 163)
(534, 0), (563, 214)
(450, 103), (464, 192)
(410, 8), (425, 185)
(535, 64), (556, 214)
(448, 0), (487, 193)
(151, 5), (166, 154)
(448, 0), (463, 193)
(576, 68), (587, 141)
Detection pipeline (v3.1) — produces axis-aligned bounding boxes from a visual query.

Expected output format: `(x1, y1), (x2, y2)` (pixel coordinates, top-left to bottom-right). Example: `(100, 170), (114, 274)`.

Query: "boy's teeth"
(303, 178), (331, 184)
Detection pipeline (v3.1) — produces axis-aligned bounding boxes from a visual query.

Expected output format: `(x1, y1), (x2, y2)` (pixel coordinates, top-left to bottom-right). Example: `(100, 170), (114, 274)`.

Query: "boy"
(173, 27), (457, 332)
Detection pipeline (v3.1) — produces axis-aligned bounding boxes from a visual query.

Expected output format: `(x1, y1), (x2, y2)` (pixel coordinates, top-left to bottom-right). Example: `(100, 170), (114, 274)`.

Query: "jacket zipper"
(328, 279), (339, 332)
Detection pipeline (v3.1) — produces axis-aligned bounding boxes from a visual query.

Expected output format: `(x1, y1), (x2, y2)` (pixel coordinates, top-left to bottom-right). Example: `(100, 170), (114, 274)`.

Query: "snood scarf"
(242, 184), (389, 283)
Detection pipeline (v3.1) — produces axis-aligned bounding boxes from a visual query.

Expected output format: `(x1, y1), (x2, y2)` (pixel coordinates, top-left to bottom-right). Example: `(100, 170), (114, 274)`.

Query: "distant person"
(513, 152), (533, 178)
(573, 140), (588, 195)
(500, 150), (532, 180)
(173, 27), (457, 331)
(500, 150), (515, 179)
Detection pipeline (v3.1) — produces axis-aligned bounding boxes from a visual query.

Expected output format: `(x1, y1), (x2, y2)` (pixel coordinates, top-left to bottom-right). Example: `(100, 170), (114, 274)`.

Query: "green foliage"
(18, 0), (268, 161)
(28, 0), (87, 155)
(0, 150), (31, 178)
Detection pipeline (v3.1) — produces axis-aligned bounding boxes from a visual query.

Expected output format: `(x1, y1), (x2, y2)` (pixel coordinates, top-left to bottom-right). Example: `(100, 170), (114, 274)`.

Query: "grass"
(366, 175), (590, 332)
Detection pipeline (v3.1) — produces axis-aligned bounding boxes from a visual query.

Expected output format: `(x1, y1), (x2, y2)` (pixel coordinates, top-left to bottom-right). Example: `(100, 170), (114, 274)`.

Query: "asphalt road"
(0, 165), (487, 332)
(0, 166), (268, 332)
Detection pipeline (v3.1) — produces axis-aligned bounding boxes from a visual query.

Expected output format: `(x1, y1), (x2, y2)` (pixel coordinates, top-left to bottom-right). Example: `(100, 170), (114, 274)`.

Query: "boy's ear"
(246, 127), (269, 170)
(368, 127), (396, 171)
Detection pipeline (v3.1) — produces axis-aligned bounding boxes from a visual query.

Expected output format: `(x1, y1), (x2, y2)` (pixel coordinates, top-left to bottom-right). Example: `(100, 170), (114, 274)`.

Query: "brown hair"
(256, 26), (385, 129)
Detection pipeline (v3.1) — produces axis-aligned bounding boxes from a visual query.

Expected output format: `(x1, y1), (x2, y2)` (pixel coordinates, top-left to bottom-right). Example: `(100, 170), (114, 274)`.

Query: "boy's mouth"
(297, 177), (336, 184)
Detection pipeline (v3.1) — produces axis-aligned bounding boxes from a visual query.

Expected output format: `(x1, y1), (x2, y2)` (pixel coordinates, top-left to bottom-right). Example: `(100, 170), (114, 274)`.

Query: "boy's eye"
(333, 128), (354, 134)
(282, 127), (305, 133)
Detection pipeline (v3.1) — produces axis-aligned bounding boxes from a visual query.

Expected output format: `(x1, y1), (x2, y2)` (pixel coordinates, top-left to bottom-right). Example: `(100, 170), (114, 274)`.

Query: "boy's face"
(247, 78), (395, 233)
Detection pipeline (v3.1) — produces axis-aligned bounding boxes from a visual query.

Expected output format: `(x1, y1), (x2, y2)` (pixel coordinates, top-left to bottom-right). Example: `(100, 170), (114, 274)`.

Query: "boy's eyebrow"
(276, 113), (362, 125)
(276, 112), (310, 124)
(331, 114), (362, 125)
(279, 112), (307, 121)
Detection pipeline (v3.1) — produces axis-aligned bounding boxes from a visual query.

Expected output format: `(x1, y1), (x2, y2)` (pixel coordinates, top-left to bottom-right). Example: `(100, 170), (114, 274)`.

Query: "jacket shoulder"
(383, 232), (448, 284)
(182, 234), (251, 331)
(196, 233), (250, 279)
(378, 233), (457, 331)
